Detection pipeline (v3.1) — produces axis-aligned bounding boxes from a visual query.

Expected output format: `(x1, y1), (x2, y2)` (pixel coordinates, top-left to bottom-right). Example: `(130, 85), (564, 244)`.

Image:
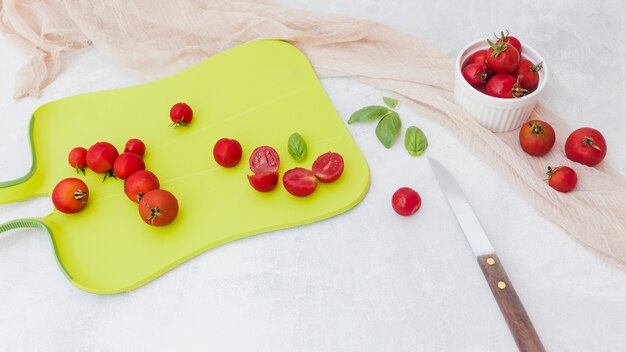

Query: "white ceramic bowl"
(454, 38), (548, 132)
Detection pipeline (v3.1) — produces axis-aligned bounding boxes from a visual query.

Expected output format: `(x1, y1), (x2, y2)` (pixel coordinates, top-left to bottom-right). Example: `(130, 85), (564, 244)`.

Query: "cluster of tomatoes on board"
(51, 102), (194, 226)
(518, 121), (607, 192)
(52, 100), (347, 227)
(462, 31), (541, 98)
(213, 139), (344, 197)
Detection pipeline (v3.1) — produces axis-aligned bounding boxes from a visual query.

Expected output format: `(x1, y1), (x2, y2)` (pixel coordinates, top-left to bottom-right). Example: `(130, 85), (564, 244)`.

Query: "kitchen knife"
(427, 157), (545, 352)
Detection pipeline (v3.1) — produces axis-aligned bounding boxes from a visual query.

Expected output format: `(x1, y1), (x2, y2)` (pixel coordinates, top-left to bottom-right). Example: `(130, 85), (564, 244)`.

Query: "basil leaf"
(288, 132), (307, 162)
(383, 96), (398, 108)
(348, 105), (391, 124)
(375, 112), (401, 148)
(404, 126), (428, 156)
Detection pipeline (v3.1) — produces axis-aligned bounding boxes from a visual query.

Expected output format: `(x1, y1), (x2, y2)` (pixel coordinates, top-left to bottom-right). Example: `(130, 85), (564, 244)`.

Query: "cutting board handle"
(477, 254), (545, 352)
(0, 219), (49, 235)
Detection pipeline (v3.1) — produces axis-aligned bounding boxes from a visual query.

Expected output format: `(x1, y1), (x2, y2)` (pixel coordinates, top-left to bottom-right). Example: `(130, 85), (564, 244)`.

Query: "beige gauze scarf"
(2, 0), (626, 270)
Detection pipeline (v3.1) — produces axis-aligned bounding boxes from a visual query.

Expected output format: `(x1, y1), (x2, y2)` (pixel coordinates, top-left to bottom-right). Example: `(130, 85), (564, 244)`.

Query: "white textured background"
(1, 1), (626, 351)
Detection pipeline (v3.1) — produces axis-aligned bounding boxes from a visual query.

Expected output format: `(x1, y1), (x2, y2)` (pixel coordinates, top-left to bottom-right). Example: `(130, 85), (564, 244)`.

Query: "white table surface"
(1, 1), (626, 351)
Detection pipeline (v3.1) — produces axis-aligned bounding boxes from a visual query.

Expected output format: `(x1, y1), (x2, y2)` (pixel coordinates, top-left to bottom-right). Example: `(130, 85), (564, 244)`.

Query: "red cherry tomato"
(249, 146), (280, 174)
(312, 152), (344, 183)
(486, 38), (520, 74)
(248, 172), (279, 192)
(124, 138), (146, 157)
(170, 102), (193, 127)
(495, 31), (522, 54)
(391, 187), (421, 216)
(565, 127), (607, 166)
(518, 120), (556, 156)
(213, 138), (243, 168)
(86, 142), (119, 177)
(514, 59), (542, 91)
(138, 189), (179, 226)
(468, 49), (494, 77)
(124, 170), (160, 203)
(68, 147), (87, 174)
(546, 166), (577, 193)
(52, 178), (89, 214)
(485, 74), (527, 98)
(283, 168), (318, 197)
(462, 63), (487, 87)
(113, 152), (145, 180)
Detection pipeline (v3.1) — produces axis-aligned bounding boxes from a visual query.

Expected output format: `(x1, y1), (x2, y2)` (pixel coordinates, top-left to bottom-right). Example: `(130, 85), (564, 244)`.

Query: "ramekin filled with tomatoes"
(454, 31), (548, 132)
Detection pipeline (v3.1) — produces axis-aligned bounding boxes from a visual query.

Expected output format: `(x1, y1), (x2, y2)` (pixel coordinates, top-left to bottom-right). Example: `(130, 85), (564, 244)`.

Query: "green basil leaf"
(375, 112), (401, 148)
(404, 126), (428, 156)
(383, 96), (398, 108)
(288, 132), (307, 162)
(348, 105), (391, 124)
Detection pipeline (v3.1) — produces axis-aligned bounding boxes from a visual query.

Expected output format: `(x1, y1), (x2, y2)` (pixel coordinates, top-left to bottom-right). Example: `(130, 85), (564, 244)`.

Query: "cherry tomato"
(249, 146), (280, 174)
(213, 138), (243, 168)
(248, 172), (279, 192)
(485, 74), (527, 99)
(283, 168), (318, 197)
(113, 152), (145, 180)
(565, 127), (607, 166)
(391, 187), (421, 216)
(312, 152), (344, 183)
(124, 138), (146, 157)
(519, 120), (555, 156)
(170, 102), (193, 127)
(139, 189), (179, 226)
(468, 49), (495, 77)
(86, 142), (119, 178)
(514, 60), (542, 91)
(486, 38), (520, 74)
(52, 178), (89, 214)
(124, 170), (160, 203)
(495, 31), (522, 54)
(68, 147), (87, 175)
(462, 63), (487, 87)
(546, 166), (577, 193)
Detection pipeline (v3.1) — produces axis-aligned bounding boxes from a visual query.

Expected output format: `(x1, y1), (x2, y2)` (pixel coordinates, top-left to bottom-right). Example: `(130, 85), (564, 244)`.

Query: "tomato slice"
(249, 146), (280, 174)
(312, 152), (344, 183)
(283, 168), (317, 197)
(248, 172), (279, 192)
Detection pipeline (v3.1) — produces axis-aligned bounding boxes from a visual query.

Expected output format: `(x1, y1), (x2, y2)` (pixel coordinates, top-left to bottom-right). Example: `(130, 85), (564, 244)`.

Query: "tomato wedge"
(312, 152), (344, 183)
(249, 146), (280, 174)
(283, 168), (317, 197)
(248, 172), (279, 192)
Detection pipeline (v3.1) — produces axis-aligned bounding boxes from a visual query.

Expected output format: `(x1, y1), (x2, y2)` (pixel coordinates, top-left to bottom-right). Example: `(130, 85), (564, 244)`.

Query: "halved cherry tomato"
(248, 172), (279, 192)
(138, 189), (179, 226)
(283, 168), (317, 197)
(249, 146), (280, 174)
(312, 152), (344, 183)
(52, 178), (89, 214)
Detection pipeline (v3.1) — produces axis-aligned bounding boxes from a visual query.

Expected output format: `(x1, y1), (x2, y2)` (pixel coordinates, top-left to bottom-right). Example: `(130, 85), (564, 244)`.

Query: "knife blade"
(428, 157), (545, 352)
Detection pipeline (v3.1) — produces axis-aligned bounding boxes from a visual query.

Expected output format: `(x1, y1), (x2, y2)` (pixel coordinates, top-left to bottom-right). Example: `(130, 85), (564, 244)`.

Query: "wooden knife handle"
(477, 254), (545, 352)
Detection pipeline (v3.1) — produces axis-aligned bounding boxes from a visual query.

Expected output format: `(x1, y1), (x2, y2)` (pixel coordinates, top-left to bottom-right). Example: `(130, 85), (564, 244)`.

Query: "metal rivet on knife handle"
(487, 257), (496, 265)
(498, 281), (507, 289)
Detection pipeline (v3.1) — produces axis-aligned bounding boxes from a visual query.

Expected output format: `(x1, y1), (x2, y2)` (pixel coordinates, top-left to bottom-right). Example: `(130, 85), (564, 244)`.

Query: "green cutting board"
(0, 40), (370, 294)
